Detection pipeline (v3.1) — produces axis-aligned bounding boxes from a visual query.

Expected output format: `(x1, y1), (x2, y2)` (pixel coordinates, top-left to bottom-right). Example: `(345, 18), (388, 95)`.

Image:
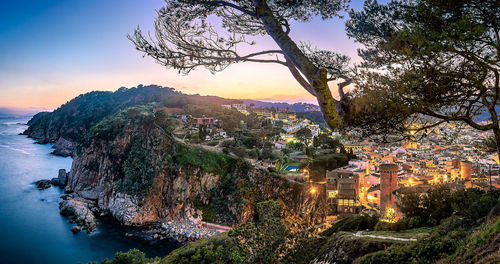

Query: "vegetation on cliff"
(24, 85), (177, 143)
(358, 188), (500, 264)
(24, 84), (241, 146)
(100, 189), (500, 264)
(71, 103), (315, 230)
(173, 145), (236, 175)
(162, 200), (303, 264)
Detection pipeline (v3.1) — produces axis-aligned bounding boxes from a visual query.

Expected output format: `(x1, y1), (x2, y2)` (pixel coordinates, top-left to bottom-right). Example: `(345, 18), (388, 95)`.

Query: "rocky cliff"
(63, 105), (302, 233)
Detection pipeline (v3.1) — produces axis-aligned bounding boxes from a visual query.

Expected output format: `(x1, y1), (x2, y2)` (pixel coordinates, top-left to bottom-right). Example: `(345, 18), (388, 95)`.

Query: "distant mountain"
(242, 99), (319, 112)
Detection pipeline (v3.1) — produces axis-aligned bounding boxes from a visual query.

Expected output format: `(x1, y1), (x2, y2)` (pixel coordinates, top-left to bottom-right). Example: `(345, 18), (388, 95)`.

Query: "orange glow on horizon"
(0, 61), (331, 108)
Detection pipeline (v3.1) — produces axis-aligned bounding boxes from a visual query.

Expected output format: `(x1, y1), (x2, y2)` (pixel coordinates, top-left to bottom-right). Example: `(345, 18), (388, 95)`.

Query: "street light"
(303, 168), (310, 182)
(310, 187), (317, 195)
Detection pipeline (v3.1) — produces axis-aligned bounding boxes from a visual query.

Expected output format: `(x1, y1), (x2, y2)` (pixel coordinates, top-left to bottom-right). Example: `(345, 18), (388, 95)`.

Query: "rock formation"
(34, 179), (52, 190)
(51, 138), (75, 157)
(59, 195), (98, 233)
(51, 169), (69, 186)
(61, 106), (304, 237)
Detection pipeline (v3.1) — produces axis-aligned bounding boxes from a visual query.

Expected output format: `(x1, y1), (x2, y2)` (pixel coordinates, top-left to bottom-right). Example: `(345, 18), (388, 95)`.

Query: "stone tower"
(379, 163), (398, 214)
(460, 161), (472, 180)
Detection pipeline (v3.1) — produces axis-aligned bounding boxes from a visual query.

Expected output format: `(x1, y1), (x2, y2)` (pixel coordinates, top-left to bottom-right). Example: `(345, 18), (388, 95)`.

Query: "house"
(367, 184), (381, 209)
(254, 108), (273, 118)
(232, 103), (246, 111)
(218, 131), (227, 138)
(192, 117), (216, 128)
(275, 140), (287, 149)
(326, 167), (362, 215)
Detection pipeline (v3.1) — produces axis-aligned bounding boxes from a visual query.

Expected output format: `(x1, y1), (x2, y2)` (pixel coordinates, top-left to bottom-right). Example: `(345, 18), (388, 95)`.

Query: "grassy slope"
(361, 226), (437, 239)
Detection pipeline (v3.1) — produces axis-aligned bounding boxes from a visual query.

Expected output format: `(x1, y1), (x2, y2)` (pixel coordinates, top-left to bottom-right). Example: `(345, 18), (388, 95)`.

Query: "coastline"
(22, 121), (229, 244)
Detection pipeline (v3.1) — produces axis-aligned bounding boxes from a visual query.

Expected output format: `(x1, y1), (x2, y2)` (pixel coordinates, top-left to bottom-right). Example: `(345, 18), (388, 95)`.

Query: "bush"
(407, 216), (425, 229)
(174, 145), (235, 175)
(374, 219), (407, 232)
(101, 249), (157, 264)
(360, 228), (468, 264)
(115, 136), (158, 199)
(397, 187), (500, 229)
(452, 189), (500, 222)
(321, 215), (379, 236)
(161, 233), (243, 264)
(206, 140), (219, 146)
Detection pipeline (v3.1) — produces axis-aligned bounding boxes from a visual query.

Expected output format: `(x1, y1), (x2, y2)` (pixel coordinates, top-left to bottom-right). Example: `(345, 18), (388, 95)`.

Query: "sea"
(0, 118), (180, 264)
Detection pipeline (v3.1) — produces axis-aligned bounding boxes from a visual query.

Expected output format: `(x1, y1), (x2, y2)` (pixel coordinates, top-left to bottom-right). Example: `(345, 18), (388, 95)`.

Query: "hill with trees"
(23, 84), (241, 155)
(23, 84), (177, 144)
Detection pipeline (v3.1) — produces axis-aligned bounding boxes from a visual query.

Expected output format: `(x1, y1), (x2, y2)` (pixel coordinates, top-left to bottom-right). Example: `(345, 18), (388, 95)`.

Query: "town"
(156, 101), (500, 224)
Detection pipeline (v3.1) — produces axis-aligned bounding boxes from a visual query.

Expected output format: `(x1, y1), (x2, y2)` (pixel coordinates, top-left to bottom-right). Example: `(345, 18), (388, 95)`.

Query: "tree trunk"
(313, 69), (342, 130)
(255, 0), (342, 130)
(493, 127), (500, 160)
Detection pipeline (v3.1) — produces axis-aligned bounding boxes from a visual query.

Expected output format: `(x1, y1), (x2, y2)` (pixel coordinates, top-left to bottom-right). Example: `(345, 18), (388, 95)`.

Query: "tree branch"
(195, 1), (257, 17)
(421, 109), (494, 131)
(284, 55), (316, 96)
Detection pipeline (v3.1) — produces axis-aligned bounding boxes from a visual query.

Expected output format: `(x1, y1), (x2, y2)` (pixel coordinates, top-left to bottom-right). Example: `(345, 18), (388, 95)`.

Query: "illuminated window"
(328, 191), (338, 198)
(338, 199), (355, 206)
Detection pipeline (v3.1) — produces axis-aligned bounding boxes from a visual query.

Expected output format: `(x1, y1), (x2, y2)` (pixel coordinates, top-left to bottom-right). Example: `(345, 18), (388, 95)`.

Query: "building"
(192, 117), (216, 128)
(460, 161), (472, 180)
(379, 163), (398, 215)
(336, 178), (360, 214)
(275, 140), (287, 149)
(344, 142), (364, 154)
(276, 112), (289, 121)
(282, 120), (309, 133)
(254, 108), (273, 118)
(326, 167), (361, 214)
(232, 103), (246, 111)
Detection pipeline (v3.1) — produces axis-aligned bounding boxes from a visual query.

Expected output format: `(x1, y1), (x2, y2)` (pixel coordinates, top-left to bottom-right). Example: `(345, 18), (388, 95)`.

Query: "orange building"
(460, 161), (472, 180)
(379, 163), (399, 215)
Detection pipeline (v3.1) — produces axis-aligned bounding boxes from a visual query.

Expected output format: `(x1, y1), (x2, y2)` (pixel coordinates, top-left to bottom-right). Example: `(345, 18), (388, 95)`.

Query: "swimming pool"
(284, 165), (299, 172)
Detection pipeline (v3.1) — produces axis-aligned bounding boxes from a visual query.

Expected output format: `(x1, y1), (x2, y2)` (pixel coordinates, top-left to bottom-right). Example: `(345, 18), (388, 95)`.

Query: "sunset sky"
(0, 0), (373, 109)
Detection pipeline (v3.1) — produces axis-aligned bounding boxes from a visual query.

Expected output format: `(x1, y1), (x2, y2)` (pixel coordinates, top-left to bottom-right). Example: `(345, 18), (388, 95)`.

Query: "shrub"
(101, 249), (158, 264)
(321, 215), (379, 236)
(374, 219), (407, 232)
(161, 233), (243, 264)
(407, 216), (425, 229)
(360, 228), (468, 264)
(174, 145), (235, 175)
(452, 189), (500, 222)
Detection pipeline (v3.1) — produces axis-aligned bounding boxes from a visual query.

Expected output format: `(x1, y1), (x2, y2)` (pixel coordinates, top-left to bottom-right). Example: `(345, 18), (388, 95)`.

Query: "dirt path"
(354, 230), (417, 242)
(200, 221), (232, 232)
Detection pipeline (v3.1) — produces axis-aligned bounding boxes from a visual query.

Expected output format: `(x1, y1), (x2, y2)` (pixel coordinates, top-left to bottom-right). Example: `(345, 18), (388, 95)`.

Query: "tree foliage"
(397, 187), (500, 228)
(294, 127), (312, 145)
(128, 0), (353, 130)
(313, 133), (343, 150)
(100, 249), (158, 264)
(25, 85), (176, 143)
(228, 200), (293, 264)
(345, 0), (500, 151)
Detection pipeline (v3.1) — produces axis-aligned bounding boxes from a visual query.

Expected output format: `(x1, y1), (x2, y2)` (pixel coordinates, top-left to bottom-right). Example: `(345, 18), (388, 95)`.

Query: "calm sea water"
(0, 118), (180, 264)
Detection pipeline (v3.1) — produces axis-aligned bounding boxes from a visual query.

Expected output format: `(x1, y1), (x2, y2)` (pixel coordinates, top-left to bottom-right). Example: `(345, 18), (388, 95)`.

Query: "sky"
(0, 0), (372, 110)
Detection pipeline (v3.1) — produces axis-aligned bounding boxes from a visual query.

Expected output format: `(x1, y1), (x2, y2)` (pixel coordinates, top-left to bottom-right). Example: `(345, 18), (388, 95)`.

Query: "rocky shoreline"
(33, 169), (68, 190)
(122, 219), (225, 243)
(59, 195), (98, 233)
(54, 188), (226, 241)
(161, 219), (221, 242)
(34, 170), (227, 241)
(58, 193), (225, 241)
